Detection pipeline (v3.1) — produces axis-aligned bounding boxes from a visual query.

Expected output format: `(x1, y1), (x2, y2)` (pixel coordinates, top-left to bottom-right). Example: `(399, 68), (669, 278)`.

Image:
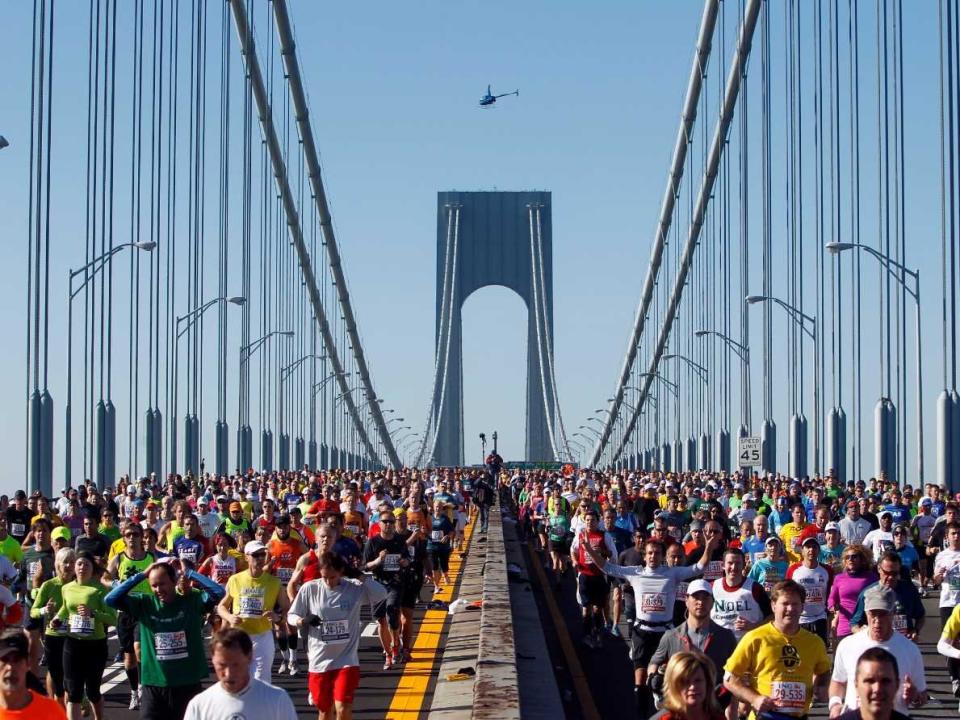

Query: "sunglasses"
(381, 519), (396, 524)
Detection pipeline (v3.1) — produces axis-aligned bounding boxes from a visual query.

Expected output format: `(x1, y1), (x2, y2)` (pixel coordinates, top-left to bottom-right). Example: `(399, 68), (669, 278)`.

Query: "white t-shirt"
(935, 549), (960, 608)
(831, 628), (925, 715)
(183, 678), (297, 720)
(861, 529), (895, 561)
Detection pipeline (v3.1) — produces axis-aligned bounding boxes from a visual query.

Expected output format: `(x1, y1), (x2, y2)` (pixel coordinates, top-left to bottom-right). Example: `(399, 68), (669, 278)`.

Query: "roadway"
(521, 538), (960, 720)
(95, 520), (476, 719)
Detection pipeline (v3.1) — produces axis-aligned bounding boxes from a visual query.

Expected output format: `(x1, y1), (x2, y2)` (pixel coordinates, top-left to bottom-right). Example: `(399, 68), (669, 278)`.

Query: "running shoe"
(610, 624), (622, 638)
(392, 648), (402, 665)
(402, 647), (413, 663)
(383, 653), (394, 671)
(581, 634), (596, 649)
(128, 690), (139, 710)
(288, 660), (299, 676)
(277, 660), (288, 675)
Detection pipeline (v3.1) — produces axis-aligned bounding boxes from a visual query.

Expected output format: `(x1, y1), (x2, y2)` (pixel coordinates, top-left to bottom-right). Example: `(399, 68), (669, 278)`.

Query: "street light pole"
(65, 241), (156, 487)
(236, 330), (294, 472)
(745, 295), (819, 477)
(826, 242), (923, 485)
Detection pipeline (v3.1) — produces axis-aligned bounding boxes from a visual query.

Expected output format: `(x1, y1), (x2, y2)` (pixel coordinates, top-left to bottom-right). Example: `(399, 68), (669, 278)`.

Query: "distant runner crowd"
(0, 463), (498, 720)
(506, 469), (960, 720)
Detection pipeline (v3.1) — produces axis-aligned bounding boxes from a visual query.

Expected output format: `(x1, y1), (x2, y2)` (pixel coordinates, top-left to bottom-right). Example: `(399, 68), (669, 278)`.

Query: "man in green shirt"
(105, 558), (225, 720)
(0, 517), (23, 568)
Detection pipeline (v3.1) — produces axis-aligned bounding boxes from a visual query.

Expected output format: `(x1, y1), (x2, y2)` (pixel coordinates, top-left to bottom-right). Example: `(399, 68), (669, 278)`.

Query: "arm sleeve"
(29, 583), (49, 619)
(671, 563), (705, 581)
(649, 632), (672, 667)
(362, 575), (389, 606)
(186, 570), (226, 609)
(287, 585), (308, 626)
(848, 594), (866, 628)
(104, 571), (147, 611)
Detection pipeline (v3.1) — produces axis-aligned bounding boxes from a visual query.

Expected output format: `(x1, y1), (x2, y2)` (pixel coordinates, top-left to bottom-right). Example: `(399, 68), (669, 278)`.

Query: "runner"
(578, 523), (721, 718)
(50, 551), (117, 720)
(724, 579), (831, 718)
(217, 540), (288, 684)
(710, 547), (770, 639)
(836, 647), (912, 720)
(362, 509), (412, 669)
(103, 521), (156, 710)
(20, 518), (55, 678)
(267, 514), (306, 675)
(182, 629), (297, 720)
(288, 551), (388, 719)
(786, 536), (833, 637)
(0, 628), (65, 719)
(105, 557), (226, 719)
(30, 547), (74, 706)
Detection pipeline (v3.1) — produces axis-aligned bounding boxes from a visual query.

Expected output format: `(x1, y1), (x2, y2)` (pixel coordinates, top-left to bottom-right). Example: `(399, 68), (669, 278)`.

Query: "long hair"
(661, 651), (722, 719)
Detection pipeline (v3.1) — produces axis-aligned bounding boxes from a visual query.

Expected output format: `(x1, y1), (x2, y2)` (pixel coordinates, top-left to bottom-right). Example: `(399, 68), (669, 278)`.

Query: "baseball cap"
(0, 629), (28, 661)
(878, 510), (893, 520)
(197, 497), (209, 506)
(825, 521), (840, 532)
(801, 536), (820, 548)
(863, 585), (897, 614)
(126, 486), (136, 495)
(765, 536), (782, 546)
(243, 540), (267, 555)
(51, 526), (72, 543)
(229, 502), (243, 513)
(689, 520), (703, 531)
(275, 514), (291, 526)
(919, 497), (933, 506)
(686, 579), (713, 597)
(13, 490), (26, 500)
(846, 499), (857, 508)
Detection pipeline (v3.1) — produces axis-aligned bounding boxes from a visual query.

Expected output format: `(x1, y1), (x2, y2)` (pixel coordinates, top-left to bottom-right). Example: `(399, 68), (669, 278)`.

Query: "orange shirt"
(268, 536), (304, 584)
(342, 511), (366, 541)
(0, 690), (66, 719)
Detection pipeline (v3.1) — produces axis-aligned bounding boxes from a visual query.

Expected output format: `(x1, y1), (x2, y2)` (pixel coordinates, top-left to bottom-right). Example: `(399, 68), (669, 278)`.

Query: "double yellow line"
(385, 516), (475, 718)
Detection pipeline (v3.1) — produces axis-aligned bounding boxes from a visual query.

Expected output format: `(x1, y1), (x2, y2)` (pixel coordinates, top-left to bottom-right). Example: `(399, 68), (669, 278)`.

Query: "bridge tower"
(432, 191), (557, 466)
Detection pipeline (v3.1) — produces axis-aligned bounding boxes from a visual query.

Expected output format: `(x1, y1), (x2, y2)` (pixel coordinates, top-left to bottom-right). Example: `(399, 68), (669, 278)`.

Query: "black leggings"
(42, 634), (66, 696)
(63, 637), (107, 703)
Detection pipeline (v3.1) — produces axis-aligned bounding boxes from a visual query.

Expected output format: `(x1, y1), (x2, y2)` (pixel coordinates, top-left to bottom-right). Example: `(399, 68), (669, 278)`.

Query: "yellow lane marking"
(386, 516), (475, 719)
(528, 547), (602, 720)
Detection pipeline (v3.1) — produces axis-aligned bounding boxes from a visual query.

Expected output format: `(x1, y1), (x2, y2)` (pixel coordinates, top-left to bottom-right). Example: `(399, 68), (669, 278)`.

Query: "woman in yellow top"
(51, 551), (117, 720)
(217, 539), (288, 685)
(30, 547), (75, 707)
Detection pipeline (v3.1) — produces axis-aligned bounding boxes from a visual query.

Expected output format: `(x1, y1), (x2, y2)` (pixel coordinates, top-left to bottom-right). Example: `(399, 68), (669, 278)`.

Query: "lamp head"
(279, 331), (295, 337)
(227, 296), (246, 306)
(0, 136), (8, 149)
(694, 330), (709, 337)
(744, 295), (765, 305)
(134, 241), (157, 251)
(825, 242), (855, 254)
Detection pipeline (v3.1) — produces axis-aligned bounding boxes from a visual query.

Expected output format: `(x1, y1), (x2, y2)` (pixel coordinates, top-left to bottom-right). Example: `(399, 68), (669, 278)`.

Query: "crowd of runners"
(0, 464), (498, 720)
(508, 468), (960, 720)
(1, 461), (959, 720)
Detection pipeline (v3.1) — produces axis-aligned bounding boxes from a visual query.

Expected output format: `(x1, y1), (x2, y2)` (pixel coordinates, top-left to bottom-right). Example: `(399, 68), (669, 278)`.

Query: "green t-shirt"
(122, 589), (210, 687)
(31, 577), (66, 636)
(98, 524), (122, 544)
(56, 580), (116, 640)
(0, 535), (23, 565)
(117, 552), (156, 595)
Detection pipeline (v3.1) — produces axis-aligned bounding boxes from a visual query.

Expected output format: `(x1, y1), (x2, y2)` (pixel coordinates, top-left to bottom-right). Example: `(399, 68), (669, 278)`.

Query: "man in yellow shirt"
(217, 540), (287, 685)
(779, 502), (813, 564)
(725, 579), (831, 717)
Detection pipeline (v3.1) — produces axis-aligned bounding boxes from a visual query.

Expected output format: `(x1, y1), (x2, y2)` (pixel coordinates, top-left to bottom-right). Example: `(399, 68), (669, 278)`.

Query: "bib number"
(276, 567), (293, 583)
(893, 614), (908, 633)
(383, 554), (401, 572)
(345, 524), (360, 536)
(640, 592), (667, 613)
(320, 619), (350, 644)
(10, 523), (24, 536)
(154, 630), (189, 661)
(771, 681), (806, 709)
(69, 614), (94, 636)
(431, 530), (444, 542)
(237, 595), (264, 618)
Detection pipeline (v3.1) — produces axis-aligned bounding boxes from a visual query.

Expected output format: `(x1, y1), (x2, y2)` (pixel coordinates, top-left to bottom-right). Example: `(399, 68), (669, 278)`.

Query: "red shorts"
(308, 666), (361, 711)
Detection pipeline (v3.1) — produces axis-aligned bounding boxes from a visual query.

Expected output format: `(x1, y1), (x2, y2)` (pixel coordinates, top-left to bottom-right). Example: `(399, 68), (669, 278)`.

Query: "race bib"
(408, 545), (416, 560)
(770, 681), (807, 709)
(383, 554), (401, 572)
(640, 592), (667, 613)
(893, 614), (908, 633)
(675, 582), (688, 602)
(154, 630), (189, 661)
(10, 523), (24, 537)
(237, 595), (264, 618)
(431, 530), (444, 542)
(320, 619), (350, 644)
(705, 561), (724, 580)
(753, 551), (767, 561)
(345, 524), (360, 536)
(69, 614), (94, 636)
(276, 567), (293, 583)
(409, 524), (420, 533)
(178, 548), (198, 564)
(805, 586), (824, 605)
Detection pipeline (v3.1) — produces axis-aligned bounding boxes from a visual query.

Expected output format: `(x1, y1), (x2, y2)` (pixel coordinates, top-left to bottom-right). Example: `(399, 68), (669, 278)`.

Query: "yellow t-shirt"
(778, 523), (809, 564)
(724, 622), (830, 716)
(107, 537), (127, 561)
(225, 570), (281, 636)
(942, 603), (960, 640)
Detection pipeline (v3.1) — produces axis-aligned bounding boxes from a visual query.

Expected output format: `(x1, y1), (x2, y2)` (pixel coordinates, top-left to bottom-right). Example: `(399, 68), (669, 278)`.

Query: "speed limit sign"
(738, 436), (761, 467)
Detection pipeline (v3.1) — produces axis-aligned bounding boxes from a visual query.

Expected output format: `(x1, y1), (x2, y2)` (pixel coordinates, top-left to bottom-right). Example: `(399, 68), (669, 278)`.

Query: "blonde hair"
(661, 651), (721, 718)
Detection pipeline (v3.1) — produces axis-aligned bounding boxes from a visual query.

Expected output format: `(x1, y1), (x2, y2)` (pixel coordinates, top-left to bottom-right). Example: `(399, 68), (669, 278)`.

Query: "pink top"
(827, 570), (878, 637)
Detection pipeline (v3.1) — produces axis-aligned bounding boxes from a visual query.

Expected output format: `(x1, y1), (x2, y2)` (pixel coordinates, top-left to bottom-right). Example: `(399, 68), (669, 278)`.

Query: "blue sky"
(0, 1), (949, 495)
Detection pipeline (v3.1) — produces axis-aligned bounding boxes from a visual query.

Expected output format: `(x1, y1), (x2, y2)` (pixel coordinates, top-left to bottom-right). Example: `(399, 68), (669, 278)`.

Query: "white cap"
(244, 540), (267, 555)
(825, 521), (841, 532)
(686, 579), (713, 596)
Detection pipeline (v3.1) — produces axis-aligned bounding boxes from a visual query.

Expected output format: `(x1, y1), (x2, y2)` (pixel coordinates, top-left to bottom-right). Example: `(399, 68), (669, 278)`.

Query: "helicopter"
(479, 84), (519, 107)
